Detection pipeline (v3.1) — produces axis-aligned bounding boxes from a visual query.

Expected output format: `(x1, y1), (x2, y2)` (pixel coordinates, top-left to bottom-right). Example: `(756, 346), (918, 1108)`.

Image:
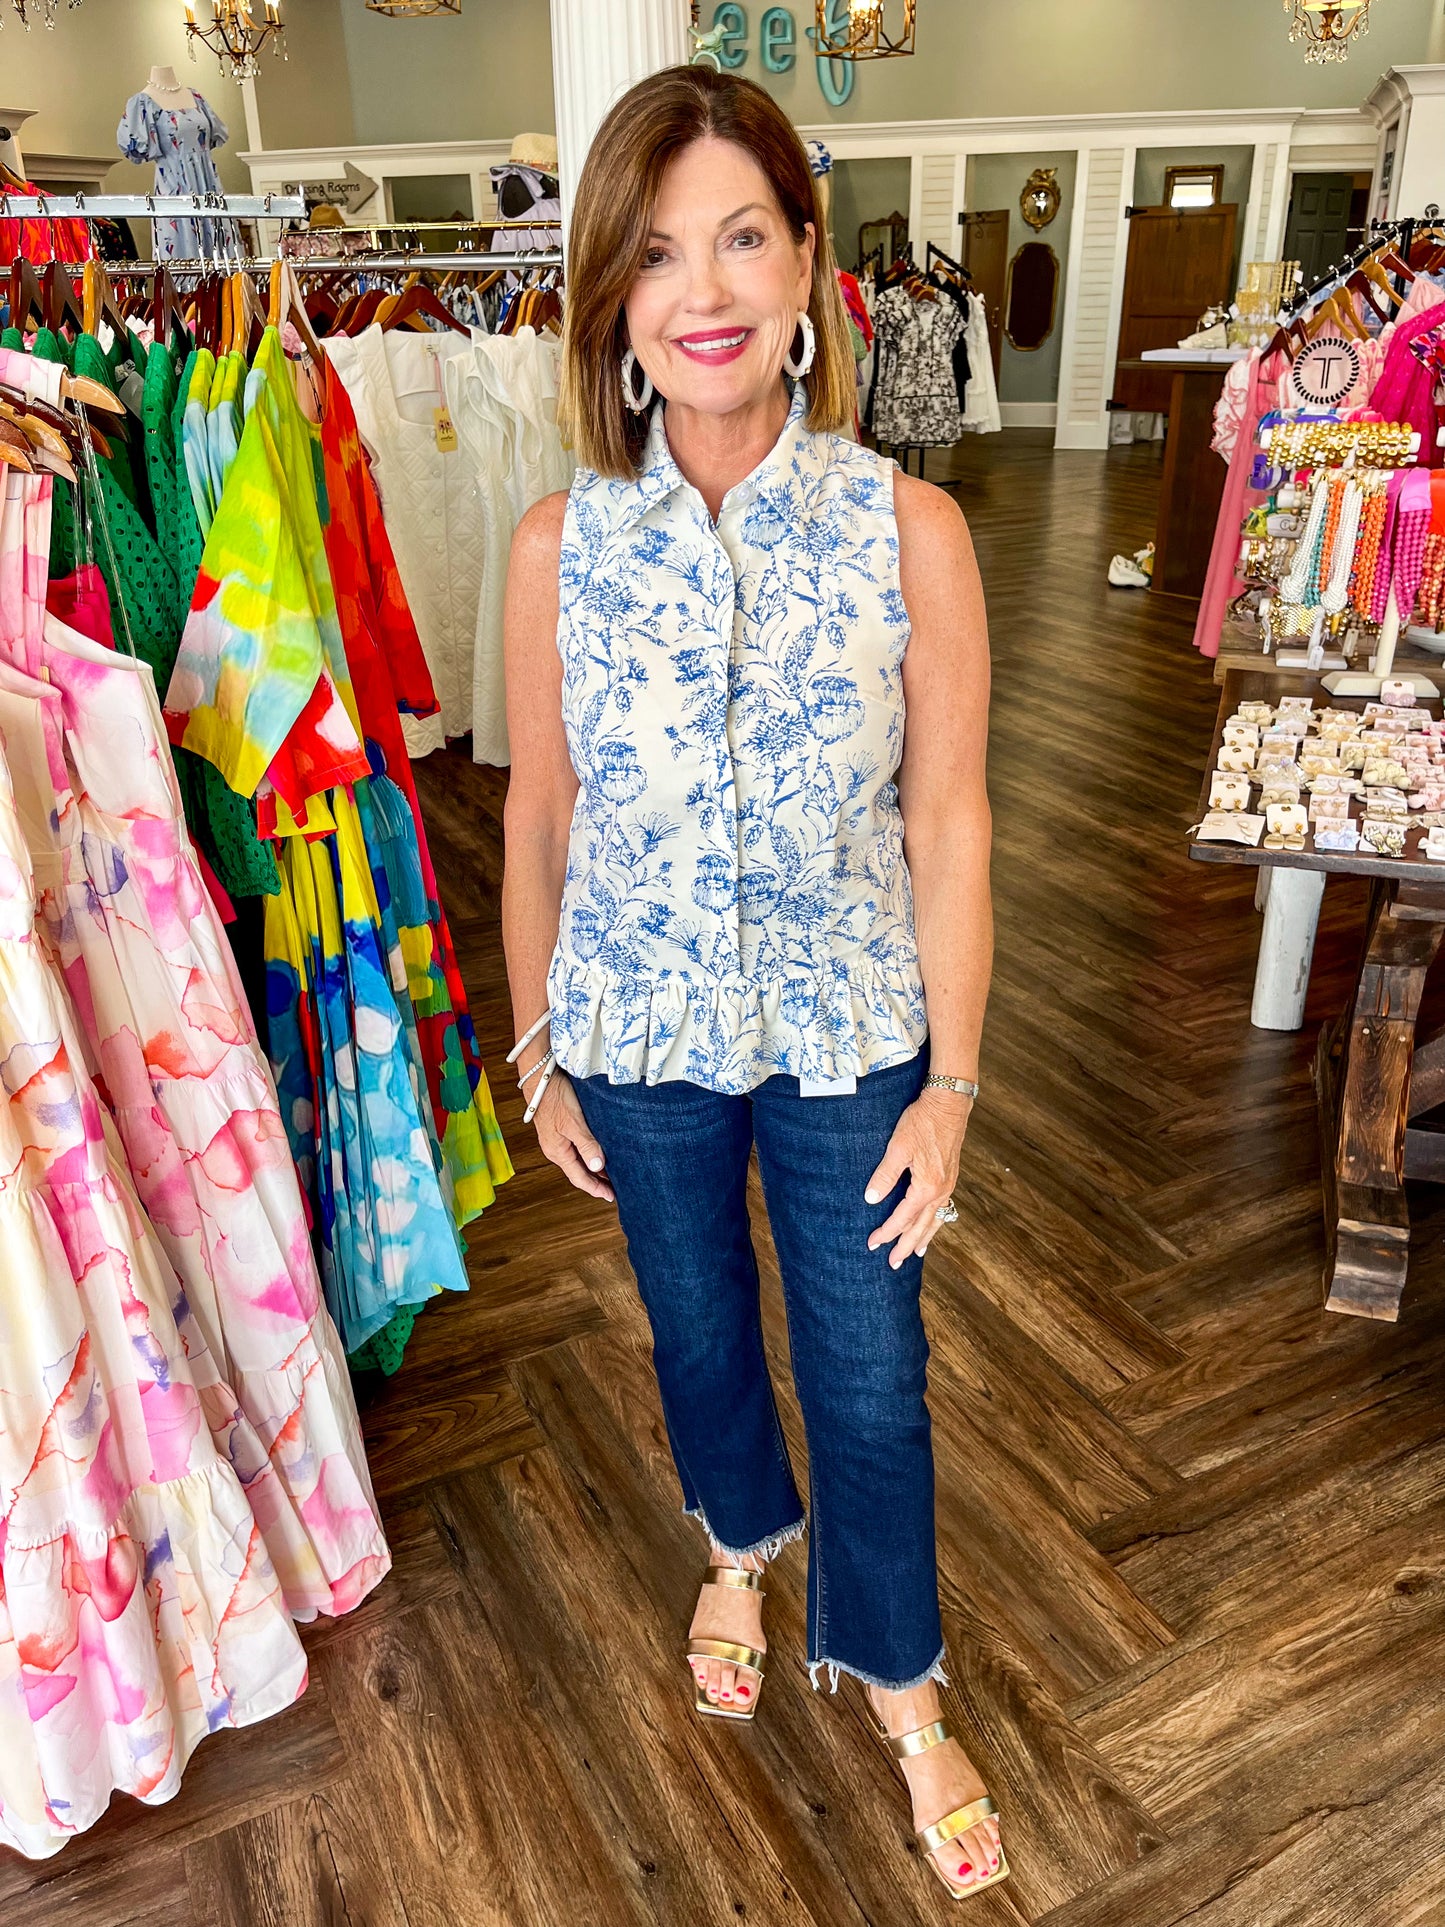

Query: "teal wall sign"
(713, 3), (748, 68)
(806, 0), (855, 106)
(760, 6), (796, 72)
(709, 2), (856, 104)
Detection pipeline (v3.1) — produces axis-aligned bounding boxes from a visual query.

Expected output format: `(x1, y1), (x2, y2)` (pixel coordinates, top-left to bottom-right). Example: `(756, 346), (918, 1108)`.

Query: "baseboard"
(999, 402), (1058, 429)
(1052, 420), (1111, 451)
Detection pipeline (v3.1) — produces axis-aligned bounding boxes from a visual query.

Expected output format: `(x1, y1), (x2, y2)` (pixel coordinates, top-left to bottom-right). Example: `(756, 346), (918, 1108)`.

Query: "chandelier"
(1283, 0), (1373, 63)
(184, 0), (285, 77)
(814, 0), (916, 59)
(1, 0), (83, 29)
(366, 0), (461, 13)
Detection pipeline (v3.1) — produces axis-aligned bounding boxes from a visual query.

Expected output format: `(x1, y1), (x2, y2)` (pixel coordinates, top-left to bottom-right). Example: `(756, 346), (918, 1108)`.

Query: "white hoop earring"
(783, 311), (816, 379)
(620, 346), (655, 413)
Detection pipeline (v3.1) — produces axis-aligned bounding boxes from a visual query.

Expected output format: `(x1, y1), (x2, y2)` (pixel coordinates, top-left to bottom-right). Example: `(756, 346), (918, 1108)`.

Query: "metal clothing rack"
(292, 250), (564, 272)
(0, 192), (306, 220)
(49, 250), (564, 274)
(1283, 212), (1442, 319)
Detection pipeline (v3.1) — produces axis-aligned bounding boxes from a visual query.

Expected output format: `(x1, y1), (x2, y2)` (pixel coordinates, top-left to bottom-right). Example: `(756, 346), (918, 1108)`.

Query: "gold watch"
(924, 1073), (980, 1099)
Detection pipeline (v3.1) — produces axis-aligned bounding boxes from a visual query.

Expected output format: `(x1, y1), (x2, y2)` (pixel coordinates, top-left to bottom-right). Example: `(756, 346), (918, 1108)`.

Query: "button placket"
(704, 505), (745, 977)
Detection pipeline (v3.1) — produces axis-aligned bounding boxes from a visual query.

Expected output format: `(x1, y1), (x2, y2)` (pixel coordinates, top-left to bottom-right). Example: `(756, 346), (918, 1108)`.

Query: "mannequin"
(143, 65), (198, 112)
(118, 68), (232, 263)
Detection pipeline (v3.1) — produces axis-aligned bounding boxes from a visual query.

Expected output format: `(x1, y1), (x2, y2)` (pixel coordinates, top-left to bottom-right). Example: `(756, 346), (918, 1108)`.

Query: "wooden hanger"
(153, 266), (179, 347)
(1344, 267), (1393, 327)
(41, 261), (84, 335)
(0, 413), (35, 470)
(8, 256), (47, 333)
(82, 259), (130, 341)
(379, 276), (468, 335)
(342, 284), (391, 334)
(229, 268), (265, 357)
(0, 395), (77, 482)
(189, 274), (223, 353)
(266, 257), (324, 360)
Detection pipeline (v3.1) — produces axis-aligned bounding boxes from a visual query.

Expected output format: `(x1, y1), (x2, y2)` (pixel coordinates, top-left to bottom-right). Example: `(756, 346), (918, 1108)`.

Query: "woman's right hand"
(531, 1069), (615, 1204)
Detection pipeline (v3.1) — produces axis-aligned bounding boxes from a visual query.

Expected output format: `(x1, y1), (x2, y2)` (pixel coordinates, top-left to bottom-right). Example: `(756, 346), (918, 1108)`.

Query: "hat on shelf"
(510, 131), (558, 171)
(308, 202), (346, 229)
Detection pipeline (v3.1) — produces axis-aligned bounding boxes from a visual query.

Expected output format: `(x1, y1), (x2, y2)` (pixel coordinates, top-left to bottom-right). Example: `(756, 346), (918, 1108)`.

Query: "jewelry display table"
(1192, 668), (1445, 1321)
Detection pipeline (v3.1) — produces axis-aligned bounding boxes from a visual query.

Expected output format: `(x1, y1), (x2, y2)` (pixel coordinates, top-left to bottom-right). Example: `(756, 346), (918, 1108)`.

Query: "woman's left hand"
(864, 1088), (972, 1269)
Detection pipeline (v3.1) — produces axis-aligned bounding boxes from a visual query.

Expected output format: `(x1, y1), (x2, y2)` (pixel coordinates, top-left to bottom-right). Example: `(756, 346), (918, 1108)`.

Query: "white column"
(550, 0), (692, 237)
(1251, 868), (1326, 1032)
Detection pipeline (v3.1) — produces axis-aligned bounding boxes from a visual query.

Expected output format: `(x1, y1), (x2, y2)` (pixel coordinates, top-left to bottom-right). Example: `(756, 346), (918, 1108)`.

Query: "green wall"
(965, 151), (1077, 408)
(0, 0), (251, 191)
(5, 0), (1440, 172)
(829, 157), (912, 273)
(336, 0), (556, 147)
(688, 0), (1437, 129)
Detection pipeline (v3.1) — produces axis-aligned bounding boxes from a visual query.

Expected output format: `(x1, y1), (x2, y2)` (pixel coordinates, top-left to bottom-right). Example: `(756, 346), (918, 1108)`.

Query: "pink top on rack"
(1192, 346), (1291, 658)
(1371, 296), (1445, 468)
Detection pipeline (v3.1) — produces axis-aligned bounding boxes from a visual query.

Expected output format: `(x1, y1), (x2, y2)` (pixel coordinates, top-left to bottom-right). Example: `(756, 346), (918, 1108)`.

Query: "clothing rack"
(287, 250), (564, 273)
(924, 240), (970, 283)
(1282, 214), (1440, 319)
(49, 251), (564, 274)
(0, 193), (306, 221)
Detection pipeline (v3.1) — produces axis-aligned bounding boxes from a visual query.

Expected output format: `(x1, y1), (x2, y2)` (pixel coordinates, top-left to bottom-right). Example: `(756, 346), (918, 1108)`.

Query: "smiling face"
(623, 134), (815, 418)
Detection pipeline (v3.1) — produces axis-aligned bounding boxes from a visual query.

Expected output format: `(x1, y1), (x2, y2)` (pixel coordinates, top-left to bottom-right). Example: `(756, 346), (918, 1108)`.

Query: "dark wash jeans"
(574, 1051), (948, 1694)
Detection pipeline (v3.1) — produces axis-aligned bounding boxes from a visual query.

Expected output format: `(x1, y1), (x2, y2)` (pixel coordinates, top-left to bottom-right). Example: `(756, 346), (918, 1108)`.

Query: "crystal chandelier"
(184, 0), (285, 78)
(1, 0), (83, 31)
(814, 0), (916, 59)
(366, 0), (461, 13)
(1283, 0), (1373, 64)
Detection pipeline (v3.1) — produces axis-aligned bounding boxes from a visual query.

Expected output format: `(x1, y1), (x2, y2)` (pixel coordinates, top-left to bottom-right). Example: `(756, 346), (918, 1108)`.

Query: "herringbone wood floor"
(9, 434), (1445, 1927)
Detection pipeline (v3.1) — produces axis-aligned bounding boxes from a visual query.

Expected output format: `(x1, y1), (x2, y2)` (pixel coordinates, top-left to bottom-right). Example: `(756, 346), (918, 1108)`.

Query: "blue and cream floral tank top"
(548, 381), (928, 1095)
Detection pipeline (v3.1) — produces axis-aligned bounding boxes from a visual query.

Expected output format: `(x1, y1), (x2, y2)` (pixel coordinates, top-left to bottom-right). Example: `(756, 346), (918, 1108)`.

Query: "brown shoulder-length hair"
(559, 65), (855, 478)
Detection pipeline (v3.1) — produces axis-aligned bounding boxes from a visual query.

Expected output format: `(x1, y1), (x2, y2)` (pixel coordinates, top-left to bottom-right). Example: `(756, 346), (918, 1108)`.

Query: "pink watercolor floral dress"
(0, 731), (309, 1859)
(0, 459), (390, 1857)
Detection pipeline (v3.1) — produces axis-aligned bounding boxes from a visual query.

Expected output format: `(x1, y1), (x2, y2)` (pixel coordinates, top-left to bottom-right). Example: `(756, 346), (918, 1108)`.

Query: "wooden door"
(1111, 204), (1238, 413)
(1283, 173), (1357, 286)
(961, 209), (1008, 381)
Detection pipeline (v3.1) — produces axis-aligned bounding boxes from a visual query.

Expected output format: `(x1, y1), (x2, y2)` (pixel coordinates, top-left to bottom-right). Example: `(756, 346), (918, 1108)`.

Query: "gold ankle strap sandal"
(865, 1701), (1009, 1900)
(687, 1564), (766, 1722)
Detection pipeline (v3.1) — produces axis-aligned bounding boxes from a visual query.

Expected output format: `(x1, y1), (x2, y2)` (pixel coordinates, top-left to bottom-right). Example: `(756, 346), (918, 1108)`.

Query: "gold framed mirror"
(1003, 241), (1060, 351)
(1020, 167), (1061, 231)
(858, 208), (909, 274)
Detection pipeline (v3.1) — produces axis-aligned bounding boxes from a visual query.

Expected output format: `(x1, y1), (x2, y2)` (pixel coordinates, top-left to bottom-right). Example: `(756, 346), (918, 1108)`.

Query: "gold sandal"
(864, 1696), (1009, 1900)
(686, 1564), (766, 1722)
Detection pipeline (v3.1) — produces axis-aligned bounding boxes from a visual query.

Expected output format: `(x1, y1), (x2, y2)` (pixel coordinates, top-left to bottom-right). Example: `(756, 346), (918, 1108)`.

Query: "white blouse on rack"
(443, 328), (575, 768)
(325, 326), (479, 756)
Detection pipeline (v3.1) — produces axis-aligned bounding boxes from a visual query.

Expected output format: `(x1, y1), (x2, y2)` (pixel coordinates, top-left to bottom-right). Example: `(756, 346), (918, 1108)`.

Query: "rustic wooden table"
(1191, 667), (1445, 1322)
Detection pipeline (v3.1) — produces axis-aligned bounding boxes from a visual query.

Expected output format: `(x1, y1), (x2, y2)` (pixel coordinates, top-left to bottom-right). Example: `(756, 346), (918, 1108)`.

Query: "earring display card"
(1207, 689), (1445, 864)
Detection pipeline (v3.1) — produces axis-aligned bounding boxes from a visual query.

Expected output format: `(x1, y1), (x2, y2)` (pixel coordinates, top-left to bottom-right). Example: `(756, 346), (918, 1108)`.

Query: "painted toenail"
(958, 1863), (972, 1876)
(737, 1684), (750, 1697)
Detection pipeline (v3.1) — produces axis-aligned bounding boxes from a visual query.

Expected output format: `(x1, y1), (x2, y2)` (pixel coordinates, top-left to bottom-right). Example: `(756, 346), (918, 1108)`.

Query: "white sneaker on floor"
(1108, 552), (1151, 588)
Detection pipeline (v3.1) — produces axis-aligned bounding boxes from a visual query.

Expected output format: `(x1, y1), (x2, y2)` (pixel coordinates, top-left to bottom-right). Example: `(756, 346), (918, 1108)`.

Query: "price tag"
(434, 405), (458, 453)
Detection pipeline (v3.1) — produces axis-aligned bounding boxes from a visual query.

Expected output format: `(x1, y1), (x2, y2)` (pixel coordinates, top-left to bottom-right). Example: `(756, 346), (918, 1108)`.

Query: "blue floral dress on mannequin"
(117, 90), (238, 261)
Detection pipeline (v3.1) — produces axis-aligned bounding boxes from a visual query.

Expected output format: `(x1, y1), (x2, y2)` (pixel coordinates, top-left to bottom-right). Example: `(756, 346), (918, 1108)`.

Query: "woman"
(502, 67), (998, 1902)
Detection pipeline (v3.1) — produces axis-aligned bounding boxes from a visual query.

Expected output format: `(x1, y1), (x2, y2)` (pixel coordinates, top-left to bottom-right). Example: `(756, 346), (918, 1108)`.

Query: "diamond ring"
(934, 1200), (959, 1225)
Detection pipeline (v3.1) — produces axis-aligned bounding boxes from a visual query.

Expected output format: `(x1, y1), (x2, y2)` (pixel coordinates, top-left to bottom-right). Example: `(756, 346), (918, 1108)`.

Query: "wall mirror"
(1003, 241), (1059, 351)
(858, 208), (909, 273)
(1020, 166), (1061, 230)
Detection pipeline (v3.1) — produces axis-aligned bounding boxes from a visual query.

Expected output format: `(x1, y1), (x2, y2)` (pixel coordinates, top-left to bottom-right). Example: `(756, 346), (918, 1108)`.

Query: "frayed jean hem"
(807, 1645), (950, 1695)
(683, 1503), (807, 1566)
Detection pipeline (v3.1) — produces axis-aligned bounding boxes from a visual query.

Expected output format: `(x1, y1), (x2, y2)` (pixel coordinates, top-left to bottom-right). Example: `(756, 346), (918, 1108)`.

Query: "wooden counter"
(1120, 356), (1233, 601)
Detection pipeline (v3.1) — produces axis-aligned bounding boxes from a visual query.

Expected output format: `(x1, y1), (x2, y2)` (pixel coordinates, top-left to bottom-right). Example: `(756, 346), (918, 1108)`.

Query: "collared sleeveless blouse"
(548, 382), (928, 1095)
